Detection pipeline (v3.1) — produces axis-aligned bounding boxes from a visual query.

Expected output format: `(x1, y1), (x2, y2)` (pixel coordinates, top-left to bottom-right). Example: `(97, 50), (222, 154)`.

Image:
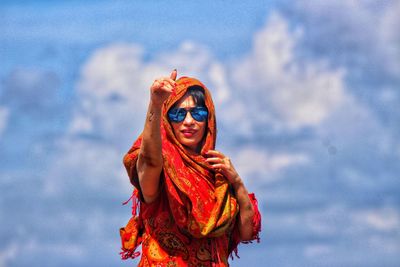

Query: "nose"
(183, 111), (195, 125)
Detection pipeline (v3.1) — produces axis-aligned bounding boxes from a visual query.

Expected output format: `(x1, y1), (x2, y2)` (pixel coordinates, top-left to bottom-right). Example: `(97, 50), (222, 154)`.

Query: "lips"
(181, 129), (196, 138)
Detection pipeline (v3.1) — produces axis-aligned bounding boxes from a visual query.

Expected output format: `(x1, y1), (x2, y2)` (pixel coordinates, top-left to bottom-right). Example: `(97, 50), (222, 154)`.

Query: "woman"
(120, 70), (261, 266)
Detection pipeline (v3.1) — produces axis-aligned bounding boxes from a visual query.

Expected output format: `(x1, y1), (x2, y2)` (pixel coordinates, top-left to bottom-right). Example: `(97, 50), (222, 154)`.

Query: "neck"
(184, 144), (202, 155)
(185, 147), (199, 155)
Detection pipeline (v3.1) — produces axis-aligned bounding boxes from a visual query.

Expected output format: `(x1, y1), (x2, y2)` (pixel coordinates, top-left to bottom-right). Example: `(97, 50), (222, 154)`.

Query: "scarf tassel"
(120, 189), (143, 260)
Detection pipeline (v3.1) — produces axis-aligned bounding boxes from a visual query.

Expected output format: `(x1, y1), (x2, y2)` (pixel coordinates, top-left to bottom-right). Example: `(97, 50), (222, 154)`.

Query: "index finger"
(170, 69), (177, 81)
(206, 150), (224, 157)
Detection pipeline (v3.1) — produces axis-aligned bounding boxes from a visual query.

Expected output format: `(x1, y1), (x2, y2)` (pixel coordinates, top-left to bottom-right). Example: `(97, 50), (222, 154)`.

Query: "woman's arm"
(137, 70), (177, 203)
(205, 150), (255, 241)
(230, 177), (255, 241)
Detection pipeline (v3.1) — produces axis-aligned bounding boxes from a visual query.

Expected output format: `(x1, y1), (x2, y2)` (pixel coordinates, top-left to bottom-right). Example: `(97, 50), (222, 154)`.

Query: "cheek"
(198, 122), (207, 136)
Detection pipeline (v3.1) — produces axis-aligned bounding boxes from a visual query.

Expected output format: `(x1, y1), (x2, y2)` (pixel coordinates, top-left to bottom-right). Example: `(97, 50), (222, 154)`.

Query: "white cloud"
(272, 204), (397, 239)
(353, 207), (400, 232)
(367, 235), (400, 254)
(2, 68), (59, 111)
(0, 241), (17, 267)
(379, 0), (400, 76)
(304, 244), (332, 259)
(295, 0), (400, 77)
(0, 238), (86, 267)
(208, 63), (230, 104)
(71, 43), (149, 139)
(0, 106), (9, 137)
(71, 41), (229, 142)
(233, 147), (309, 184)
(27, 239), (84, 259)
(229, 12), (347, 130)
(156, 41), (214, 76)
(77, 43), (146, 101)
(43, 137), (129, 196)
(378, 86), (398, 104)
(68, 115), (93, 134)
(25, 239), (85, 259)
(316, 93), (399, 161)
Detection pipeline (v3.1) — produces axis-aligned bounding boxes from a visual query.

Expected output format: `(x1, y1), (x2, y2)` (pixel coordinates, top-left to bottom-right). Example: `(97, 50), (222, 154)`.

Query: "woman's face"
(170, 95), (207, 154)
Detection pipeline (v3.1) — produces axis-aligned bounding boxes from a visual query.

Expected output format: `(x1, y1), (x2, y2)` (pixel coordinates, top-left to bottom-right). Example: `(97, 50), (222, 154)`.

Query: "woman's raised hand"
(150, 69), (177, 106)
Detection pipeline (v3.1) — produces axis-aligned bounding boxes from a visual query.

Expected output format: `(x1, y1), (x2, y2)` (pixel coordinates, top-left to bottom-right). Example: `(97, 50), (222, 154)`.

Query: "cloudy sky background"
(1, 0), (399, 266)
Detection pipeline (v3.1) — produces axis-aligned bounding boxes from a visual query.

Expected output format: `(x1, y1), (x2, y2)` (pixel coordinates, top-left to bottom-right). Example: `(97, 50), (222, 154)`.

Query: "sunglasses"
(168, 106), (208, 123)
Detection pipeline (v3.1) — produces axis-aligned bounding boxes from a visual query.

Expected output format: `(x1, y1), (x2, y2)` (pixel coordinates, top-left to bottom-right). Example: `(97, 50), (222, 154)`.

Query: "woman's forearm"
(140, 101), (163, 166)
(232, 179), (255, 241)
(136, 101), (163, 201)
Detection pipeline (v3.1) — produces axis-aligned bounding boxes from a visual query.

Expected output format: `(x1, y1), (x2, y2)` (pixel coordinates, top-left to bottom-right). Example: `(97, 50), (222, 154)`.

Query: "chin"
(179, 139), (199, 152)
(182, 141), (197, 150)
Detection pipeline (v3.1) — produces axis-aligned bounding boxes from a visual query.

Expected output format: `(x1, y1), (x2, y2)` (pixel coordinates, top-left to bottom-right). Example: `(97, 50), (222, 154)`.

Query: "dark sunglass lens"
(191, 107), (208, 121)
(168, 108), (187, 122)
(176, 109), (187, 121)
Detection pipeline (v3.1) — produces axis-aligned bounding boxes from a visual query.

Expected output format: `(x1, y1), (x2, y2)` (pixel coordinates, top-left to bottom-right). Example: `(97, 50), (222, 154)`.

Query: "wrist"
(149, 100), (164, 110)
(231, 177), (244, 190)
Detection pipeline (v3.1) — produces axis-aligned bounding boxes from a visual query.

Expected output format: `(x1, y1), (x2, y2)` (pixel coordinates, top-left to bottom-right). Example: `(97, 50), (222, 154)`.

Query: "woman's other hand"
(150, 69), (177, 106)
(205, 150), (242, 185)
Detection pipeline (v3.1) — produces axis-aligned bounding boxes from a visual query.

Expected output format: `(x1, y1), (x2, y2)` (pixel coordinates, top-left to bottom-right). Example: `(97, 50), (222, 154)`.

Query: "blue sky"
(1, 1), (399, 266)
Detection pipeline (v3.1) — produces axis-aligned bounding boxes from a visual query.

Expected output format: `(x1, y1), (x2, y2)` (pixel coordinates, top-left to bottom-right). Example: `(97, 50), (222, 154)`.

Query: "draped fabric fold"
(120, 77), (261, 266)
